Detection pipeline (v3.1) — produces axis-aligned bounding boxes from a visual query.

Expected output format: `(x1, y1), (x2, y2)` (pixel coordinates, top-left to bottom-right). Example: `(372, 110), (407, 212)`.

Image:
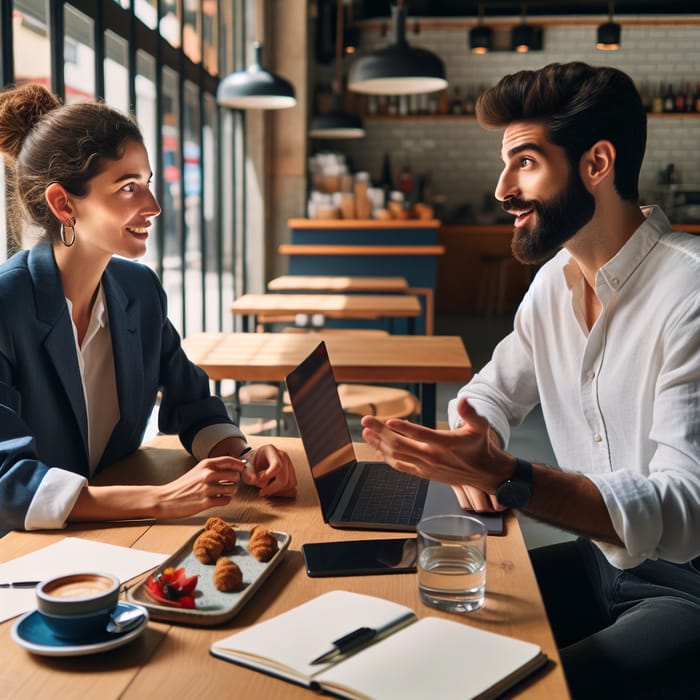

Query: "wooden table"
(0, 436), (569, 700)
(267, 275), (409, 293)
(181, 331), (472, 427)
(231, 293), (421, 333)
(267, 276), (435, 336)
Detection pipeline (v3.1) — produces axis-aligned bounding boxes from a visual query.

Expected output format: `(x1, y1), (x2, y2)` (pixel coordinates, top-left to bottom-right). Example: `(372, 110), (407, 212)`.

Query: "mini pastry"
(213, 557), (243, 592)
(193, 529), (225, 564)
(205, 516), (237, 551)
(248, 526), (279, 562)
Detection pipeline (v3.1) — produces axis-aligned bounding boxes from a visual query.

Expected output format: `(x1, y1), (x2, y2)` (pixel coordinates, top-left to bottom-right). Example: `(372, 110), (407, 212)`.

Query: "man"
(361, 62), (700, 699)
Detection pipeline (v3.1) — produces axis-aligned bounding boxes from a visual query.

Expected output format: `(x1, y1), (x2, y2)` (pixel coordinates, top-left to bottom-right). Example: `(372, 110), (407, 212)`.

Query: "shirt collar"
(595, 205), (671, 295)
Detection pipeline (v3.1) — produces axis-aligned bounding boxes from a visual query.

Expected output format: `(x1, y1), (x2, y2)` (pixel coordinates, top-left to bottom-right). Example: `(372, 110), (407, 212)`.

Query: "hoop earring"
(60, 219), (76, 248)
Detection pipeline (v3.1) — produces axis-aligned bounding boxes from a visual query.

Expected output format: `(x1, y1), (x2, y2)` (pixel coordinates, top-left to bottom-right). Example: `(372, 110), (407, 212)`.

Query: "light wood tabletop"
(230, 293), (421, 333)
(181, 331), (473, 427)
(265, 277), (435, 336)
(0, 435), (569, 700)
(267, 275), (410, 293)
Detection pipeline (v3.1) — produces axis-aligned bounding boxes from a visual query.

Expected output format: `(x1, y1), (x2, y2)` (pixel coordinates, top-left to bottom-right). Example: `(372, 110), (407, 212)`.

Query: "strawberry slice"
(145, 566), (199, 608)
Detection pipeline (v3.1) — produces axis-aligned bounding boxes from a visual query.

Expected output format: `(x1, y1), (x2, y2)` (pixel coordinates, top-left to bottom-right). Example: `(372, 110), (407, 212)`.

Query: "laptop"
(285, 341), (503, 534)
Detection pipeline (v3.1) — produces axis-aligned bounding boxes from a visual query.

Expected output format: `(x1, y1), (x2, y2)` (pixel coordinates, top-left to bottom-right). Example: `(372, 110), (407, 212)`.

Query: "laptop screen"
(285, 342), (357, 515)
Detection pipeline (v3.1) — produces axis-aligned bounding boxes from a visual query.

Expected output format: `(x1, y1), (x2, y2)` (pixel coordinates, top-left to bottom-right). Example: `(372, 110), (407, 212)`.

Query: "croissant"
(205, 516), (237, 551)
(193, 529), (225, 564)
(248, 526), (279, 562)
(213, 557), (243, 592)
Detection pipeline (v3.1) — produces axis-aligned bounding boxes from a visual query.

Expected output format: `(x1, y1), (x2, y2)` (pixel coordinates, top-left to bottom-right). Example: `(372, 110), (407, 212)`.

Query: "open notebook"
(211, 590), (547, 700)
(285, 341), (503, 534)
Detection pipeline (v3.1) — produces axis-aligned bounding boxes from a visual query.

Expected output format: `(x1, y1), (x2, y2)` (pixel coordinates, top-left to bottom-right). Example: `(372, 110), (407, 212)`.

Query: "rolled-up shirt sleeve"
(24, 468), (87, 530)
(191, 423), (246, 461)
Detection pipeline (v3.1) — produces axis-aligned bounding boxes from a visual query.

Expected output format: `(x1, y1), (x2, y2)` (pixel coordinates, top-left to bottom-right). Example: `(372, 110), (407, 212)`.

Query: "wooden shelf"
(361, 112), (700, 121)
(287, 218), (440, 229)
(279, 244), (445, 256)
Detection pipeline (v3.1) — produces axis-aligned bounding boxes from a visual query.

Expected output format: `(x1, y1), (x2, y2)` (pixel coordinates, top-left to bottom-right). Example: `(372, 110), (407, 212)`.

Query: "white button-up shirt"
(449, 207), (700, 569)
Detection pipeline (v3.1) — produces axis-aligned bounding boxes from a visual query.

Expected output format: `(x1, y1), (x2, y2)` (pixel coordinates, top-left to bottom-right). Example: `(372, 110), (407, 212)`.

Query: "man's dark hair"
(476, 62), (646, 202)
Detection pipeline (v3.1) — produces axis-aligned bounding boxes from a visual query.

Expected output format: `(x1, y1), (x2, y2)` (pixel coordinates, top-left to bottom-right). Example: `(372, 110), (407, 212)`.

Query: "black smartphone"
(302, 538), (418, 577)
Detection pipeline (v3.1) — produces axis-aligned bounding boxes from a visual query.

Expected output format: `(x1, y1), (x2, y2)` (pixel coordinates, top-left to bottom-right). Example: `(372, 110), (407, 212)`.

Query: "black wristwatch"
(495, 458), (534, 509)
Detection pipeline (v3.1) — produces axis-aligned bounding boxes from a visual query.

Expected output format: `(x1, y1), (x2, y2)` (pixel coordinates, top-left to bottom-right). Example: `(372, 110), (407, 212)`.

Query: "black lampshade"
(512, 23), (535, 52)
(309, 0), (365, 140)
(343, 26), (360, 55)
(348, 3), (447, 95)
(216, 42), (296, 110)
(596, 21), (621, 50)
(470, 25), (492, 54)
(309, 110), (366, 139)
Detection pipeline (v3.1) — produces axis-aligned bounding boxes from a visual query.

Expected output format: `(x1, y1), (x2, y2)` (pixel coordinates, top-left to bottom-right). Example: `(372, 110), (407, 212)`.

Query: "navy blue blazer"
(0, 244), (234, 530)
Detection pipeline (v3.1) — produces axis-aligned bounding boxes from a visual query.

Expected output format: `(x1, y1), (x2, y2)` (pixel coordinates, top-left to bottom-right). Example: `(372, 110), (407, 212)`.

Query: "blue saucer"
(11, 602), (148, 657)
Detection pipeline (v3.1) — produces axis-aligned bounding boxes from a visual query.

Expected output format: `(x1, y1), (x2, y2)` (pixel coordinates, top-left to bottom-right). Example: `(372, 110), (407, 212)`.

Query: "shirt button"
(593, 433), (603, 443)
(610, 277), (620, 288)
(586, 369), (595, 380)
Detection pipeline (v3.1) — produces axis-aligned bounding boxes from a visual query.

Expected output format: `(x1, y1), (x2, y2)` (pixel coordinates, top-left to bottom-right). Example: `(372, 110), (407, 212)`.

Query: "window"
(64, 4), (94, 102)
(1, 0), (244, 338)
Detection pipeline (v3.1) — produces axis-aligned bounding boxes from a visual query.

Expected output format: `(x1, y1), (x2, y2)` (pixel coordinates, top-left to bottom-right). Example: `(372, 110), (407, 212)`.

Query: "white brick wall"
(333, 23), (700, 219)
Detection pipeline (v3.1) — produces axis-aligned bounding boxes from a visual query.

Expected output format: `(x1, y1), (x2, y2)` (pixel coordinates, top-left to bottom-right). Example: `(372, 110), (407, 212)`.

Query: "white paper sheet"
(0, 537), (166, 622)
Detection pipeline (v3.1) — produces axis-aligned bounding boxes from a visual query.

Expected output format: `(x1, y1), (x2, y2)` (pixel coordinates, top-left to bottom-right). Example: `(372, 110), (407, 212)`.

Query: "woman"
(0, 83), (296, 531)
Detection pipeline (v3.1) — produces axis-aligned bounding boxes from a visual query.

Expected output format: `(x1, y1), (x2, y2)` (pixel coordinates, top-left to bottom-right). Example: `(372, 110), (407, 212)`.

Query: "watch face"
(496, 480), (532, 508)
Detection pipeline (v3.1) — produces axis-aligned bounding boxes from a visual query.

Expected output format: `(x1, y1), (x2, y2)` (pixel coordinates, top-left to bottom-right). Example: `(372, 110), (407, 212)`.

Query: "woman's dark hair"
(0, 82), (144, 242)
(476, 62), (646, 202)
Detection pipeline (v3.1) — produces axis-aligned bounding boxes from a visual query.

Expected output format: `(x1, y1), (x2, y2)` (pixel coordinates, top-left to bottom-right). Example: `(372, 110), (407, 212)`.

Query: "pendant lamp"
(469, 4), (492, 55)
(596, 3), (621, 50)
(309, 0), (365, 139)
(348, 0), (447, 96)
(512, 4), (534, 53)
(216, 0), (296, 110)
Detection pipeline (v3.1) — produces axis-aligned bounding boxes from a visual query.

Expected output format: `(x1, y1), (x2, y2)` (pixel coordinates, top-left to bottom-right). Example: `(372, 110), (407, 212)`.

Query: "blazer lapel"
(28, 245), (89, 459)
(101, 267), (144, 462)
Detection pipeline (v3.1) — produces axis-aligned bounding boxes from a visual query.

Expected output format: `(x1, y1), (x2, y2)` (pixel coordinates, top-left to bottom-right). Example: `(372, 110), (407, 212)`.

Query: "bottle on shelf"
(379, 152), (394, 196)
(683, 82), (693, 112)
(639, 81), (652, 113)
(438, 89), (450, 115)
(652, 82), (664, 114)
(663, 83), (676, 113)
(675, 82), (687, 113)
(450, 86), (463, 114)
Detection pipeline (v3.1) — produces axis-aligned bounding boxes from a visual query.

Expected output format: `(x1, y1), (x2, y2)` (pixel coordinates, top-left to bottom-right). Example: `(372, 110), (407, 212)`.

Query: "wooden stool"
(336, 384), (420, 419)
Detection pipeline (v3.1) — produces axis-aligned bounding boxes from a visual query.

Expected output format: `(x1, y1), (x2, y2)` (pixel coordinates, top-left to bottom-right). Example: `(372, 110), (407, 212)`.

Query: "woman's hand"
(208, 438), (297, 498)
(240, 444), (297, 498)
(152, 456), (245, 518)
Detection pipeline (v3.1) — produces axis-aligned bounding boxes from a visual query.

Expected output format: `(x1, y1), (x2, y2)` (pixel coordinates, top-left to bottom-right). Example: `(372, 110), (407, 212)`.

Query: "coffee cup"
(36, 572), (120, 641)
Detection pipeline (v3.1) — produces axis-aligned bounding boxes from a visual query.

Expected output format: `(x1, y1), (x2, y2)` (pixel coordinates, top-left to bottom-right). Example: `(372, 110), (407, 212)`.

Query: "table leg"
(419, 383), (437, 428)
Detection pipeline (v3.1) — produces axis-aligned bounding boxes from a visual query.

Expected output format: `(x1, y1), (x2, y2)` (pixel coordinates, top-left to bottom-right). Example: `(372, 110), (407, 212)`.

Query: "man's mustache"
(502, 197), (537, 214)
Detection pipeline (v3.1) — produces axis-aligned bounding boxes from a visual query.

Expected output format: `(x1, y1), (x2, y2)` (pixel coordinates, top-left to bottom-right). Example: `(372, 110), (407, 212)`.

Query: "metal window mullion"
(198, 82), (206, 332)
(1, 0), (14, 85)
(177, 67), (186, 336)
(94, 0), (105, 100)
(49, 0), (66, 99)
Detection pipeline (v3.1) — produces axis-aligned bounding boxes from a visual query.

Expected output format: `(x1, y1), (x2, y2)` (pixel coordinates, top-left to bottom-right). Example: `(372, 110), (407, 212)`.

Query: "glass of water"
(417, 514), (487, 613)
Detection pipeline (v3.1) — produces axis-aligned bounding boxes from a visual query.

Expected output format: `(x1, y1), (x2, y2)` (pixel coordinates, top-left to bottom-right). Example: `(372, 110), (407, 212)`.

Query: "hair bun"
(0, 83), (61, 160)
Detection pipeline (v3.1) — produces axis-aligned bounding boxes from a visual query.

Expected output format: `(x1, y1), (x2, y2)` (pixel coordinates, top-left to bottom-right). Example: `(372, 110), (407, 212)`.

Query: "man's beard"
(503, 169), (595, 265)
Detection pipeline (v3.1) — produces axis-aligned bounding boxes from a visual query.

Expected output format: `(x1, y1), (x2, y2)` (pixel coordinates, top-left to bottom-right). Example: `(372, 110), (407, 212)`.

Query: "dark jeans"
(530, 539), (700, 700)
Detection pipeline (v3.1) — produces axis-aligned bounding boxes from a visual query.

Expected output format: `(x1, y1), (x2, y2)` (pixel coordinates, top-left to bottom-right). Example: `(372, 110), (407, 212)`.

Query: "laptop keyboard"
(345, 463), (429, 525)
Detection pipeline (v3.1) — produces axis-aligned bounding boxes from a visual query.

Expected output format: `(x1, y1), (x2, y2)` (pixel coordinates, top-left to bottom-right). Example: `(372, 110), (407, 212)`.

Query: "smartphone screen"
(302, 538), (417, 577)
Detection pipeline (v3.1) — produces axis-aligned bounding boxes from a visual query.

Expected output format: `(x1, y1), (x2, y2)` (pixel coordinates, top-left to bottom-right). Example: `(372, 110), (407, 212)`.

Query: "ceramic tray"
(126, 527), (290, 626)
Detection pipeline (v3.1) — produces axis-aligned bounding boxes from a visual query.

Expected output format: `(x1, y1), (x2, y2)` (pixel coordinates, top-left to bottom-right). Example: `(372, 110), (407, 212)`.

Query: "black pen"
(0, 581), (40, 589)
(310, 610), (416, 665)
